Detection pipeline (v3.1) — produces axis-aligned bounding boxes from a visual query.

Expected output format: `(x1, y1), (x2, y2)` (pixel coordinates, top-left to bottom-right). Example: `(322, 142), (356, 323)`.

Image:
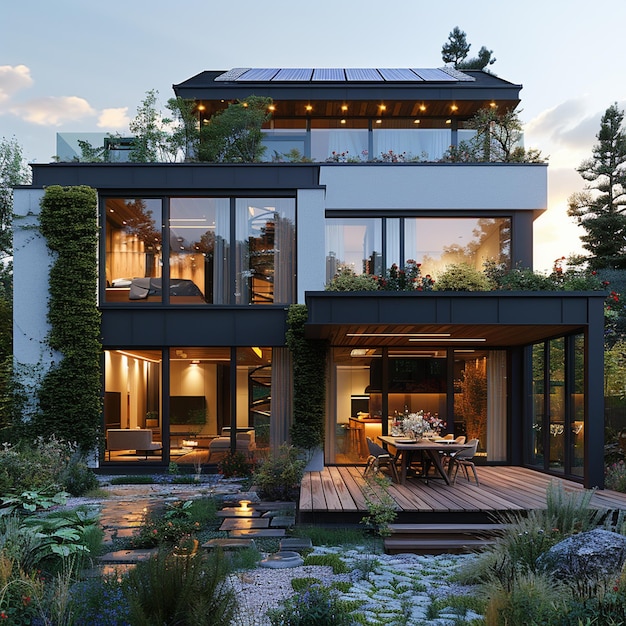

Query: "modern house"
(13, 66), (605, 488)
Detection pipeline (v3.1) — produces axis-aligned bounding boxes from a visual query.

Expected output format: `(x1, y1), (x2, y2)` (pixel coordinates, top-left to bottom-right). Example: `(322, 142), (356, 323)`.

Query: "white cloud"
(0, 65), (33, 103)
(12, 96), (96, 126)
(98, 107), (130, 130)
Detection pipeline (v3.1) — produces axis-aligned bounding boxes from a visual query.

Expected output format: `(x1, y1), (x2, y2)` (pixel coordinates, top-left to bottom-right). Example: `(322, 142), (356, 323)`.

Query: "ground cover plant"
(454, 482), (626, 624)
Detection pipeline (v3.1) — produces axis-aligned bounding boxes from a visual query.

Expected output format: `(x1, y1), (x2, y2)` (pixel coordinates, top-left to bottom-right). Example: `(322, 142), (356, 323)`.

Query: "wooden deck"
(299, 466), (626, 524)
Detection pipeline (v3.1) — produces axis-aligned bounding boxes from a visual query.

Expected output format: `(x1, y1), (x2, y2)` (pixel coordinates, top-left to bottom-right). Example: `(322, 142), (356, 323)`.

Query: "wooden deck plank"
(327, 466), (359, 511)
(309, 472), (327, 510)
(299, 466), (626, 520)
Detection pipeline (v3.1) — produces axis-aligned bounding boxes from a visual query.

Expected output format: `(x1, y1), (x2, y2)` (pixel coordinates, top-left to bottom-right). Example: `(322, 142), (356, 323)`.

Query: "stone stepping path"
(219, 517), (270, 531)
(259, 550), (304, 568)
(230, 528), (286, 537)
(202, 538), (257, 551)
(279, 537), (313, 552)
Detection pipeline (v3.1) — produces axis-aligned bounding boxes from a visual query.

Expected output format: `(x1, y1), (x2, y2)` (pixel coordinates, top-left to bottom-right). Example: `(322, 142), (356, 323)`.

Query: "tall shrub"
(37, 186), (101, 452)
(286, 305), (327, 449)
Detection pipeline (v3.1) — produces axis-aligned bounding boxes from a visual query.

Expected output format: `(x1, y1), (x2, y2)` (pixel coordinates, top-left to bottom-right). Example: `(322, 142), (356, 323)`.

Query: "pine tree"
(441, 27), (471, 68)
(567, 103), (626, 270)
(441, 27), (496, 71)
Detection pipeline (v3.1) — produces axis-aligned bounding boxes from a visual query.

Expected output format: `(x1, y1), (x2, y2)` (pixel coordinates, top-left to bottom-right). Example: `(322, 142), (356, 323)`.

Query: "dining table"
(377, 435), (471, 485)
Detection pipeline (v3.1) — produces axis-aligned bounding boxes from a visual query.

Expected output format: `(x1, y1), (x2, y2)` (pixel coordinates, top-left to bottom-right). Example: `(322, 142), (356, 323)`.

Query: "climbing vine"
(286, 304), (327, 449)
(36, 185), (101, 452)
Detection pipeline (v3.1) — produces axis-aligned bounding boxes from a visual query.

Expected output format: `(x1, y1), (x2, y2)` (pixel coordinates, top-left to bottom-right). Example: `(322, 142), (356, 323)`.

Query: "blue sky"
(2, 0), (625, 271)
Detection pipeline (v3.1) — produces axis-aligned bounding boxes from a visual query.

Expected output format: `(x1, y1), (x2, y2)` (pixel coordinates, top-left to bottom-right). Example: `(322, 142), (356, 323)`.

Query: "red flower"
(0, 611), (7, 619)
(22, 596), (31, 606)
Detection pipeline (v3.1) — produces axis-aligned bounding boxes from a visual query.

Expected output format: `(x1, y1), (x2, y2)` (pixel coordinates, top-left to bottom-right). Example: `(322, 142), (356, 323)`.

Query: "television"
(169, 396), (207, 425)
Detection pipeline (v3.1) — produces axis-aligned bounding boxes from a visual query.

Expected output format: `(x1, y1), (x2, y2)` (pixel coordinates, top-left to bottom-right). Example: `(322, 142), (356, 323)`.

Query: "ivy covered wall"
(35, 185), (102, 452)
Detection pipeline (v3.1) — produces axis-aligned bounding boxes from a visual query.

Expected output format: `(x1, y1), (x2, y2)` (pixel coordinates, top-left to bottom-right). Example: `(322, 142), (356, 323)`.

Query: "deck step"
(384, 537), (496, 555)
(384, 523), (507, 554)
(387, 523), (507, 535)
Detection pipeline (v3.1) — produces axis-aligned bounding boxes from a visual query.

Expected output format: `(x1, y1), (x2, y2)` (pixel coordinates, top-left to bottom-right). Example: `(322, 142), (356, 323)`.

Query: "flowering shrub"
(376, 260), (435, 291)
(217, 450), (255, 478)
(324, 266), (378, 291)
(605, 460), (626, 492)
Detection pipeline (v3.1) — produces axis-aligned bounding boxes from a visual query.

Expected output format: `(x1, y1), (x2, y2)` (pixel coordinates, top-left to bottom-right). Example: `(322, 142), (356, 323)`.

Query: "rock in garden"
(538, 528), (626, 581)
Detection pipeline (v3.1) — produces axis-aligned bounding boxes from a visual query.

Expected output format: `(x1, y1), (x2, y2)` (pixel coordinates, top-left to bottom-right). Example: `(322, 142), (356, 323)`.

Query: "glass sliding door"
(570, 334), (585, 477)
(548, 338), (566, 473)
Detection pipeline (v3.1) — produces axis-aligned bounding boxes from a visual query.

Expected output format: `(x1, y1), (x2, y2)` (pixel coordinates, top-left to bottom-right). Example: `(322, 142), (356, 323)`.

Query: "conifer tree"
(568, 103), (626, 269)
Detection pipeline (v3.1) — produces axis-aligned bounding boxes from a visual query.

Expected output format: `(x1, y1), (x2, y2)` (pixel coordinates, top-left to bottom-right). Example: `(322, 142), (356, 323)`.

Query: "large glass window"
(372, 120), (451, 161)
(103, 347), (274, 465)
(104, 196), (295, 306)
(405, 217), (511, 277)
(169, 198), (230, 304)
(235, 198), (296, 305)
(325, 219), (382, 282)
(548, 338), (566, 473)
(325, 217), (510, 285)
(528, 343), (545, 468)
(104, 199), (162, 303)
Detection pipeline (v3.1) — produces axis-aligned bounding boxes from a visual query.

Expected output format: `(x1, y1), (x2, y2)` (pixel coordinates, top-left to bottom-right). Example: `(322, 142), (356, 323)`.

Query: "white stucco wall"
(13, 188), (55, 367)
(296, 188), (326, 301)
(319, 163), (547, 212)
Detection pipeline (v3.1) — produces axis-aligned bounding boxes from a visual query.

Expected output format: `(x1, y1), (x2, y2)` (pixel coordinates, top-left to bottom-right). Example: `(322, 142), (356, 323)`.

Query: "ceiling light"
(450, 104), (458, 112)
(379, 104), (386, 111)
(305, 104), (313, 112)
(341, 105), (348, 112)
(419, 104), (426, 112)
(445, 119), (452, 124)
(413, 119), (420, 124)
(409, 338), (486, 343)
(340, 119), (346, 124)
(346, 333), (451, 338)
(490, 101), (497, 108)
(375, 119), (382, 124)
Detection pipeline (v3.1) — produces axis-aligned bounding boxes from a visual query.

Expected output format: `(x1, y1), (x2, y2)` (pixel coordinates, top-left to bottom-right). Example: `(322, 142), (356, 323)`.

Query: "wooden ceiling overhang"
(173, 68), (522, 122)
(304, 291), (606, 348)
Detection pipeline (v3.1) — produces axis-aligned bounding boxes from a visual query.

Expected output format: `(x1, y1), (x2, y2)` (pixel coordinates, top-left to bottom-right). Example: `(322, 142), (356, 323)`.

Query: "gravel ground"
(229, 547), (481, 626)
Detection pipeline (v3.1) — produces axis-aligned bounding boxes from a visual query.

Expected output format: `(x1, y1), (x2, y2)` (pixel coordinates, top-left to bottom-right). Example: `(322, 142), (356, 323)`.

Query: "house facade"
(13, 67), (605, 487)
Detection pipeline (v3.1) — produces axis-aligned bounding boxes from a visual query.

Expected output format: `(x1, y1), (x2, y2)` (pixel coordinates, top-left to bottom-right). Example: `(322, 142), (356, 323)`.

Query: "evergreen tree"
(567, 103), (626, 270)
(441, 27), (496, 71)
(441, 26), (471, 68)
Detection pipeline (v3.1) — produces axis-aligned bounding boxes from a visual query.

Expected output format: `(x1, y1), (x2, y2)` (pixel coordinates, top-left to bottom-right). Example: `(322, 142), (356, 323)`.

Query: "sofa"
(206, 428), (255, 462)
(106, 428), (162, 460)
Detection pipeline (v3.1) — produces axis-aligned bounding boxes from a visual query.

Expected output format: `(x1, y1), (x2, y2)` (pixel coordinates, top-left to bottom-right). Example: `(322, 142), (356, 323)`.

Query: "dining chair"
(439, 435), (467, 471)
(364, 437), (399, 483)
(449, 438), (480, 485)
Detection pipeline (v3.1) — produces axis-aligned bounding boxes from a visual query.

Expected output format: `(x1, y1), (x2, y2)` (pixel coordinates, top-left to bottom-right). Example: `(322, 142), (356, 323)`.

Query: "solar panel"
(378, 68), (423, 82)
(237, 68), (280, 81)
(273, 68), (313, 81)
(411, 68), (457, 82)
(312, 68), (346, 81)
(345, 68), (383, 81)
